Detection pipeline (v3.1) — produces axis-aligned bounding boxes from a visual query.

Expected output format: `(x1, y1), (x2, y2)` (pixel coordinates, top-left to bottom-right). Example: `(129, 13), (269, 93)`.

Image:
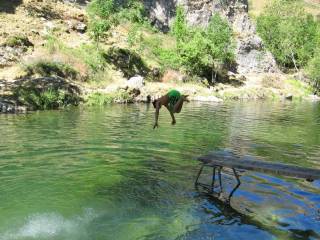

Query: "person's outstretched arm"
(153, 101), (160, 129)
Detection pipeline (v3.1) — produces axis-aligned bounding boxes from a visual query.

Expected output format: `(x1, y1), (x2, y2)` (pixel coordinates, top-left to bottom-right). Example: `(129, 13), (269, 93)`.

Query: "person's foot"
(171, 120), (176, 125)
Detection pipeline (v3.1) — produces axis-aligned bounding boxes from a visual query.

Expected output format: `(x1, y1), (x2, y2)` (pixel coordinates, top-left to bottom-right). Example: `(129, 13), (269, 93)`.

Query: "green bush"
(88, 0), (115, 19)
(44, 34), (64, 53)
(85, 92), (114, 106)
(141, 33), (181, 69)
(172, 8), (234, 81)
(89, 19), (112, 42)
(155, 48), (182, 70)
(257, 0), (320, 68)
(87, 0), (117, 42)
(68, 44), (107, 73)
(127, 24), (143, 49)
(137, 7), (234, 82)
(117, 0), (146, 23)
(172, 6), (188, 44)
(15, 88), (67, 110)
(85, 90), (133, 106)
(25, 61), (79, 80)
(4, 35), (33, 48)
(307, 49), (320, 92)
(87, 0), (146, 42)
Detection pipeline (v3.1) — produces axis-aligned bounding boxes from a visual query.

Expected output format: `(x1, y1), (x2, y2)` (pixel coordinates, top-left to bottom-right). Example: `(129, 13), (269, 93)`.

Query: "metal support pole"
(227, 168), (241, 204)
(211, 167), (216, 192)
(195, 164), (204, 186)
(218, 167), (223, 193)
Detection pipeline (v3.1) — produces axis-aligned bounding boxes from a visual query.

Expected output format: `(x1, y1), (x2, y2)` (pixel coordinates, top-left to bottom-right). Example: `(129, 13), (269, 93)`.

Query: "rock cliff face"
(143, 0), (278, 74)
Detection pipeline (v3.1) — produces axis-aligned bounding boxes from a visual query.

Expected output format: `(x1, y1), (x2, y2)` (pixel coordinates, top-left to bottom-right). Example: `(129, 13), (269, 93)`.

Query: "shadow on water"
(180, 192), (320, 240)
(0, 0), (22, 13)
(91, 153), (320, 240)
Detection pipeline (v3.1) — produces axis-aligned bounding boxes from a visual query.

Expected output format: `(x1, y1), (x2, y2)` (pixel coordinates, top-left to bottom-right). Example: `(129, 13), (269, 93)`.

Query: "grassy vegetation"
(24, 1), (61, 19)
(44, 33), (107, 74)
(3, 35), (33, 48)
(24, 60), (79, 80)
(86, 1), (235, 84)
(249, 0), (320, 18)
(4, 0), (318, 111)
(85, 90), (133, 106)
(87, 0), (146, 42)
(261, 75), (284, 89)
(127, 24), (179, 71)
(285, 79), (314, 96)
(40, 32), (117, 85)
(14, 87), (78, 110)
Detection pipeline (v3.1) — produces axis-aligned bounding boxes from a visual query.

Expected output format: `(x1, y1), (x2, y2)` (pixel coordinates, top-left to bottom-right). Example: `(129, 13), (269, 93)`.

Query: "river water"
(0, 101), (319, 240)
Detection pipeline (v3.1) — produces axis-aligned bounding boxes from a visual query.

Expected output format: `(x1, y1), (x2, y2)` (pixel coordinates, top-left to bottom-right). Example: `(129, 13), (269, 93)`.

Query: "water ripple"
(0, 101), (319, 239)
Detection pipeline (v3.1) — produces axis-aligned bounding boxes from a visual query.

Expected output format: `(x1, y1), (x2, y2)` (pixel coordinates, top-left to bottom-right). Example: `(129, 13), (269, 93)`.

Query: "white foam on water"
(19, 213), (74, 237)
(1, 208), (96, 240)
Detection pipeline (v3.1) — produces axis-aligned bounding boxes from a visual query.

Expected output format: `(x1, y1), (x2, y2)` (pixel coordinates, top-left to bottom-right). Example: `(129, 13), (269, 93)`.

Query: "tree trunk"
(290, 50), (301, 81)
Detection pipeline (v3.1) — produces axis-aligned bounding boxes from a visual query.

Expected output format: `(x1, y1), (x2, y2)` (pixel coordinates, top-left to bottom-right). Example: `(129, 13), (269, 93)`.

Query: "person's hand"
(153, 123), (158, 129)
(183, 95), (190, 102)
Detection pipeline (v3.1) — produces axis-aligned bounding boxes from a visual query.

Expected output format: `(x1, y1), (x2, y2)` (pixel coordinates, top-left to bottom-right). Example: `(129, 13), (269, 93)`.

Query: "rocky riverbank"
(1, 71), (320, 113)
(0, 0), (319, 113)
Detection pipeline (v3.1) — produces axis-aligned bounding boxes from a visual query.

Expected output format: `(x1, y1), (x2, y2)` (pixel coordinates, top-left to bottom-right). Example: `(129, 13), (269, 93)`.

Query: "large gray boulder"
(0, 46), (25, 67)
(127, 75), (145, 89)
(0, 98), (27, 113)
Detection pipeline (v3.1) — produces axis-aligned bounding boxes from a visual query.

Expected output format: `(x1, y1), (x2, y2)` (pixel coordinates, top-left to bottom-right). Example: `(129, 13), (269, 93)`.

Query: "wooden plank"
(198, 150), (320, 181)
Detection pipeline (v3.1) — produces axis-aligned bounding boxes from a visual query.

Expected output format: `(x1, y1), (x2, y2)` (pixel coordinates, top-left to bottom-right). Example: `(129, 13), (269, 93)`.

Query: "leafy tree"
(257, 0), (319, 69)
(172, 6), (188, 45)
(88, 0), (115, 19)
(118, 0), (146, 23)
(178, 29), (208, 77)
(307, 49), (320, 92)
(205, 14), (234, 81)
(172, 8), (234, 82)
(87, 0), (116, 42)
(87, 0), (146, 42)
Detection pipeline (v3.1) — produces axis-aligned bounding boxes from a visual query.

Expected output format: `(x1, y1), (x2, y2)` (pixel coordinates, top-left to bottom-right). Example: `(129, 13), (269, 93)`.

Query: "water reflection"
(0, 101), (319, 239)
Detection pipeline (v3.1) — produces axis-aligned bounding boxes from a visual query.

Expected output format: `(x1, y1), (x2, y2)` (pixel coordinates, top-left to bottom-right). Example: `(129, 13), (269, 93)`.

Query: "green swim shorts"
(167, 89), (181, 111)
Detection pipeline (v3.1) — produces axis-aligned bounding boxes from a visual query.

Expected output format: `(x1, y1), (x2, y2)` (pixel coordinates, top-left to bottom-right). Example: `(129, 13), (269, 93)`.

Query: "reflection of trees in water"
(225, 102), (320, 165)
(0, 0), (22, 13)
(94, 154), (192, 209)
(90, 155), (199, 239)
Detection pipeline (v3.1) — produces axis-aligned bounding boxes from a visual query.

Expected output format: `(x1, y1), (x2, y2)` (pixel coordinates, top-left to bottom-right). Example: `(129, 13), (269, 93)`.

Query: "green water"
(0, 101), (319, 240)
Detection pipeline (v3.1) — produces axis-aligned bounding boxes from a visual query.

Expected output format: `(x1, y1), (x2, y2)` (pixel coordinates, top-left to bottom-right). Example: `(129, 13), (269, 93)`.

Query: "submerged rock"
(0, 99), (27, 113)
(66, 20), (87, 33)
(285, 94), (293, 101)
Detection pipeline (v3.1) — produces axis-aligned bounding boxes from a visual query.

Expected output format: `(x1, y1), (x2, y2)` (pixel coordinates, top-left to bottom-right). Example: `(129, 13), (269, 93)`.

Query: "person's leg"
(173, 97), (184, 113)
(169, 110), (176, 125)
